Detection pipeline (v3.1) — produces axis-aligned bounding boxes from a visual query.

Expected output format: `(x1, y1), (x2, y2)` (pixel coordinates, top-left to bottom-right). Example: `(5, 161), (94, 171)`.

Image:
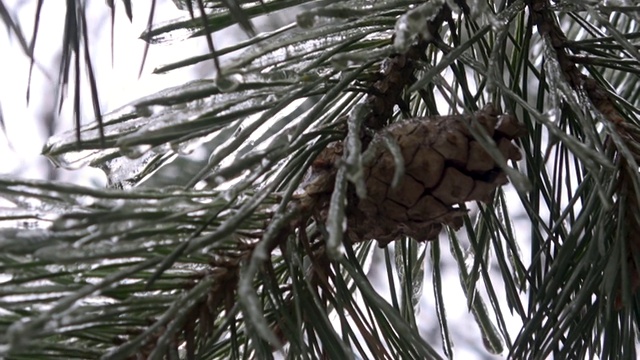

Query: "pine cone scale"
(431, 167), (475, 205)
(387, 175), (424, 208)
(406, 146), (445, 189)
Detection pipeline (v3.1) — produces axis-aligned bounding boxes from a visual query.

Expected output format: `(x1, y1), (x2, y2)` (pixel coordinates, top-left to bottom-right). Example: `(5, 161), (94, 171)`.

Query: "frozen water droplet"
(296, 12), (315, 29)
(53, 216), (82, 230)
(0, 273), (13, 283)
(331, 55), (350, 70)
(544, 110), (558, 124)
(169, 142), (181, 155)
(214, 176), (226, 185)
(76, 196), (95, 207)
(216, 74), (242, 92)
(121, 144), (153, 159)
(172, 0), (189, 10)
(43, 145), (106, 170)
(487, 14), (507, 32)
(444, 0), (461, 13)
(194, 180), (208, 190)
(171, 132), (217, 156)
(42, 105), (141, 170)
(327, 243), (346, 259)
(221, 190), (233, 201)
(97, 151), (177, 189)
(394, 0), (444, 52)
(265, 94), (278, 103)
(135, 104), (154, 118)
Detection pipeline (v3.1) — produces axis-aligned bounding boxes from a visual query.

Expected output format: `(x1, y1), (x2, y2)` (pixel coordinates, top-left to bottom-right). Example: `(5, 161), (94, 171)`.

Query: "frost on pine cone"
(304, 104), (525, 247)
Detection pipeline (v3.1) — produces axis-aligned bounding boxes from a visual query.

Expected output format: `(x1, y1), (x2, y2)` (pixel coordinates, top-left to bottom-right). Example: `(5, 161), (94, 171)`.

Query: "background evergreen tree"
(1, 0), (640, 358)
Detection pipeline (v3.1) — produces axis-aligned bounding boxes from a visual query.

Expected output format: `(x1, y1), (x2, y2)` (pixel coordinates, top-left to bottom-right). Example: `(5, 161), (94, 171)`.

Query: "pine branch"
(528, 0), (625, 125)
(512, 0), (640, 358)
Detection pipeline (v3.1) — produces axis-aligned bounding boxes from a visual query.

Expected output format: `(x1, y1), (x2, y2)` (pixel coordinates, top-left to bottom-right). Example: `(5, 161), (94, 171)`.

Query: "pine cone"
(300, 104), (525, 247)
(347, 104), (525, 246)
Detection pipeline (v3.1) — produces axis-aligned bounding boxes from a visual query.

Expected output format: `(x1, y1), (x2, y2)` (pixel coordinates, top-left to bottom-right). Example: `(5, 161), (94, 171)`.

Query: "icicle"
(326, 165), (348, 260)
(393, 0), (445, 53)
(215, 74), (242, 93)
(344, 104), (369, 199)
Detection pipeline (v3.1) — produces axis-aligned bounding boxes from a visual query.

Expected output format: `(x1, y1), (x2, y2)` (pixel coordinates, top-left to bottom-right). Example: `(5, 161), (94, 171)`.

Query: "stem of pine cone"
(363, 3), (453, 142)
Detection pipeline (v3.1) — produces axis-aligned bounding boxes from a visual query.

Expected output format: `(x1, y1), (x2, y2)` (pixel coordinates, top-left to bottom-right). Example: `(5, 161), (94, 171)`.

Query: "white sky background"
(0, 0), (224, 185)
(0, 1), (524, 359)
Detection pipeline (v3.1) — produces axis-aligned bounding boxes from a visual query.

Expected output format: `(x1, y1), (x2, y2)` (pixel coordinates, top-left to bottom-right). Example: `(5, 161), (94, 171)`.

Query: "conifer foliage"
(1, 0), (640, 359)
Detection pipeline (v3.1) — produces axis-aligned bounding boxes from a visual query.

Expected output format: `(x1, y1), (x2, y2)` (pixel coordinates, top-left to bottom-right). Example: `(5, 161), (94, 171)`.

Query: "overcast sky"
(0, 0), (212, 184)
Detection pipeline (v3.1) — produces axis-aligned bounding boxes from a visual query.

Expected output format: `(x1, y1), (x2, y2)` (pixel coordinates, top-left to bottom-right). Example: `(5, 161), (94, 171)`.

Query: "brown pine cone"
(300, 104), (525, 247)
(347, 104), (525, 246)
